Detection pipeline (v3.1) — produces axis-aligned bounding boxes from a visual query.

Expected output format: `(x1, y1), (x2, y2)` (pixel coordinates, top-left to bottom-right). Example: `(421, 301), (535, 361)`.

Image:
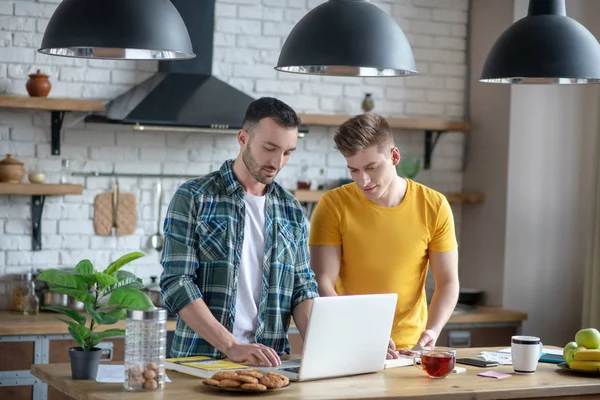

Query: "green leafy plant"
(37, 251), (154, 352)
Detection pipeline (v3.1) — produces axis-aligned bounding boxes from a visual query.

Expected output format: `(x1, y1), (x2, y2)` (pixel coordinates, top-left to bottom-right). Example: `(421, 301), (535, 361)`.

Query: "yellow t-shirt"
(308, 179), (457, 349)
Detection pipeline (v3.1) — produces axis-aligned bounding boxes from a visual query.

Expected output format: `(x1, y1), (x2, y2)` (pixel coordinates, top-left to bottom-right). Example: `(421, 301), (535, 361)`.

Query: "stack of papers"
(478, 347), (563, 365)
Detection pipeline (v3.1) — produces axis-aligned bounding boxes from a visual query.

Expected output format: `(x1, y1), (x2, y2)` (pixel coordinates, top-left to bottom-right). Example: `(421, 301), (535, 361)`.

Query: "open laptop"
(259, 293), (397, 382)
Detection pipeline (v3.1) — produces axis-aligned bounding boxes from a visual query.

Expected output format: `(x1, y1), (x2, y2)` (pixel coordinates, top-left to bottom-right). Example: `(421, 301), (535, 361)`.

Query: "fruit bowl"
(557, 362), (600, 377)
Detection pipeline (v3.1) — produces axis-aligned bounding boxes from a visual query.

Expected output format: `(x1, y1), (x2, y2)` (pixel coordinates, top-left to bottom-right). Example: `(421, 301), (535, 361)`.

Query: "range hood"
(85, 0), (257, 133)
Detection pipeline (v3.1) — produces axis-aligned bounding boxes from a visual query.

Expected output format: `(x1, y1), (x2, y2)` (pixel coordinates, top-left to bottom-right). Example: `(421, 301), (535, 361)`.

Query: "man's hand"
(386, 338), (400, 359)
(224, 343), (282, 367)
(415, 329), (439, 349)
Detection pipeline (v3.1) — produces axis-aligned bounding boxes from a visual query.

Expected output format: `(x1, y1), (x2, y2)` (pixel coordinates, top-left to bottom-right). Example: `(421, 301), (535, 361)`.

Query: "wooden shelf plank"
(0, 95), (105, 112)
(293, 190), (484, 204)
(0, 183), (83, 196)
(298, 114), (471, 132)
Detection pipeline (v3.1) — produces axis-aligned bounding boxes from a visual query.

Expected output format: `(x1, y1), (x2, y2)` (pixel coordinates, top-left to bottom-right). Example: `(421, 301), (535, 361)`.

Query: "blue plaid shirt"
(160, 160), (319, 358)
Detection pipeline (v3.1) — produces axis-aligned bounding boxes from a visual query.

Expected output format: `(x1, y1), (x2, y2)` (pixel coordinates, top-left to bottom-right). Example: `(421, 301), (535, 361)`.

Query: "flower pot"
(0, 154), (25, 183)
(26, 69), (51, 97)
(68, 347), (102, 380)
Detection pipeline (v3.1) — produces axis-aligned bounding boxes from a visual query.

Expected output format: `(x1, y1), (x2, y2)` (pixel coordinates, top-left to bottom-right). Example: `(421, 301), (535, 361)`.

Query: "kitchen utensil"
(112, 177), (119, 236)
(68, 296), (85, 311)
(94, 190), (137, 236)
(142, 276), (162, 307)
(457, 288), (484, 306)
(42, 291), (69, 307)
(150, 182), (164, 251)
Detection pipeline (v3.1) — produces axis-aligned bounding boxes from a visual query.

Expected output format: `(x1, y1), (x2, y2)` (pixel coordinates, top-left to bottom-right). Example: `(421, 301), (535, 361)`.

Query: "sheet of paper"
(384, 355), (413, 369)
(96, 364), (171, 383)
(478, 370), (511, 379)
(479, 351), (513, 365)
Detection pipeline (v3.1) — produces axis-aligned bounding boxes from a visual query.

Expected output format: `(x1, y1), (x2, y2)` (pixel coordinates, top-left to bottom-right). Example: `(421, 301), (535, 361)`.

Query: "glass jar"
(11, 272), (32, 312)
(124, 308), (167, 391)
(59, 158), (71, 184)
(23, 275), (39, 315)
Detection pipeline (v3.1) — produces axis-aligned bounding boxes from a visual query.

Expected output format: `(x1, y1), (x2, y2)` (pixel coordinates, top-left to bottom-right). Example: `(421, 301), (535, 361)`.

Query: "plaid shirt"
(160, 159), (319, 359)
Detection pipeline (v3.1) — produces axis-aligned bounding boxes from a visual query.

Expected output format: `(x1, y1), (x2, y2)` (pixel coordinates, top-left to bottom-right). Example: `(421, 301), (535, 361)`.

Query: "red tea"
(421, 353), (455, 378)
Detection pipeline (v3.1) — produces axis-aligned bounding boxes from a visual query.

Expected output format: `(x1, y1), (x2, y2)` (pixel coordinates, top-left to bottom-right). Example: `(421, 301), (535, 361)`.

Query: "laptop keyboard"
(279, 366), (300, 374)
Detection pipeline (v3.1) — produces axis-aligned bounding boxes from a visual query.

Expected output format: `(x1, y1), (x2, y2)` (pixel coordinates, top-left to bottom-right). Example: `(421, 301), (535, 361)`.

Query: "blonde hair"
(333, 113), (394, 157)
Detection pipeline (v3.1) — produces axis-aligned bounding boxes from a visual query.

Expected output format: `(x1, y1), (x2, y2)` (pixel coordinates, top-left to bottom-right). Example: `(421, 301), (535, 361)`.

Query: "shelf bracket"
(424, 130), (445, 169)
(31, 195), (46, 251)
(51, 111), (65, 156)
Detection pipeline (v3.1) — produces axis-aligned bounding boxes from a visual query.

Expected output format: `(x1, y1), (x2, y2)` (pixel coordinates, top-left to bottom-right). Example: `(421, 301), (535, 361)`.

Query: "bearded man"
(160, 97), (318, 367)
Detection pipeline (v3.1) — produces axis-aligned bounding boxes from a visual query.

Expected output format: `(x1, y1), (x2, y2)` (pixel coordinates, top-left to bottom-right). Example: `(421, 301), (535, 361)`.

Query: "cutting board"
(93, 192), (137, 236)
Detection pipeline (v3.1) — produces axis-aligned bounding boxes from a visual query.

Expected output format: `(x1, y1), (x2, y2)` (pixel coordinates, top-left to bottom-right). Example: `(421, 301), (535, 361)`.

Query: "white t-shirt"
(232, 192), (266, 343)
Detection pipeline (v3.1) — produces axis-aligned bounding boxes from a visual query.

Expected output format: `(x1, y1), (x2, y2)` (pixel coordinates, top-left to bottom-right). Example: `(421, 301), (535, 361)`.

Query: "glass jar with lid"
(124, 308), (167, 391)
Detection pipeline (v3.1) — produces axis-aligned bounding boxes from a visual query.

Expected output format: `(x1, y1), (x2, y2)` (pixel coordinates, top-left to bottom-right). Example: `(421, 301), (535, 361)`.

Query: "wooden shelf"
(0, 95), (105, 112)
(298, 114), (471, 132)
(0, 95), (106, 156)
(0, 183), (83, 251)
(0, 183), (83, 196)
(293, 190), (484, 204)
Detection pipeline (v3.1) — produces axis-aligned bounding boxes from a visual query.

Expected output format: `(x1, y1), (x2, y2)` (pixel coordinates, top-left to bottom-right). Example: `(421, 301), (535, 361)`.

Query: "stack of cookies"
(202, 370), (290, 391)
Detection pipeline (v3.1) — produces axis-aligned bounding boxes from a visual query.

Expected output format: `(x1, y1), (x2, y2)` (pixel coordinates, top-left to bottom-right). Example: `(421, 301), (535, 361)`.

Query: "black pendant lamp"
(480, 0), (600, 84)
(275, 0), (417, 77)
(38, 0), (195, 60)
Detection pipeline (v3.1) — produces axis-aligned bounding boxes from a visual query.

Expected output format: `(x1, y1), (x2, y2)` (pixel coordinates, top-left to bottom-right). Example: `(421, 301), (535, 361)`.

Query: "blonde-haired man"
(309, 113), (459, 359)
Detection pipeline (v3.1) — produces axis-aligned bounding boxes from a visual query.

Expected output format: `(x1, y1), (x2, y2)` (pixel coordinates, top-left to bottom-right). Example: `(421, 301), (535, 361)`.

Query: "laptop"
(259, 293), (398, 382)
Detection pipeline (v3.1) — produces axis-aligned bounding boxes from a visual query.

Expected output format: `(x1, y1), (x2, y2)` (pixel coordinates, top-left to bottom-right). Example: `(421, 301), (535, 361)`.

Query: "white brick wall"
(0, 0), (467, 298)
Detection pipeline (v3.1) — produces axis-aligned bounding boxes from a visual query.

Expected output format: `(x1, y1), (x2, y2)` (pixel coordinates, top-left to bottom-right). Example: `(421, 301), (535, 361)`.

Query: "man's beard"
(242, 145), (278, 185)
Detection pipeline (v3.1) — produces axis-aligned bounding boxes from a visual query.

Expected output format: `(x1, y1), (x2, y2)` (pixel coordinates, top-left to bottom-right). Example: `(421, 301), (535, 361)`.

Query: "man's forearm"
(426, 281), (460, 335)
(178, 298), (239, 354)
(292, 299), (313, 339)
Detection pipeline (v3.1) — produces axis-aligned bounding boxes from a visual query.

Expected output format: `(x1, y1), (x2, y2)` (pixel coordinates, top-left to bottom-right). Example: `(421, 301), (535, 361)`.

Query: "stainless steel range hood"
(85, 0), (257, 133)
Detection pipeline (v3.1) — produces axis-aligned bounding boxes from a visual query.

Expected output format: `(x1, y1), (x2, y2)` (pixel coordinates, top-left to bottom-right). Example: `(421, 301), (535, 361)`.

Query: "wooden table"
(31, 348), (600, 400)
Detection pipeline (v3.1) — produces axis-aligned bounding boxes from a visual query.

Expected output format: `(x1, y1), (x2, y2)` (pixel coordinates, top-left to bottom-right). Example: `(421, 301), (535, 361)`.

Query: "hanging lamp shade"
(275, 0), (417, 77)
(480, 0), (600, 84)
(38, 0), (195, 60)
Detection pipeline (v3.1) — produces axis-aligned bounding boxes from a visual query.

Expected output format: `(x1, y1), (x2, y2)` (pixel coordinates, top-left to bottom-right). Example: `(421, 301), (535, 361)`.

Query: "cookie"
(202, 378), (220, 387)
(237, 369), (264, 379)
(241, 383), (268, 391)
(276, 373), (290, 386)
(233, 375), (259, 384)
(218, 379), (242, 388)
(259, 374), (285, 389)
(212, 371), (239, 381)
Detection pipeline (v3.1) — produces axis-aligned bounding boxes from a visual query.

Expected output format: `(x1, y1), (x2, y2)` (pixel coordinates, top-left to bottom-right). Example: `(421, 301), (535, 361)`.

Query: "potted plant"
(37, 251), (154, 380)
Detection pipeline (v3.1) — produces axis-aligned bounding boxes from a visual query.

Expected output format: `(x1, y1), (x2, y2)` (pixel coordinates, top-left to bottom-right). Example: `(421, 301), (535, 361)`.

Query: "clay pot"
(26, 69), (51, 97)
(361, 93), (374, 112)
(0, 154), (26, 183)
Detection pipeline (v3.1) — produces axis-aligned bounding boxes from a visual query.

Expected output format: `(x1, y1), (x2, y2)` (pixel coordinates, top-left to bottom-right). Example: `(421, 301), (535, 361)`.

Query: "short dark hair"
(242, 97), (301, 130)
(334, 113), (394, 157)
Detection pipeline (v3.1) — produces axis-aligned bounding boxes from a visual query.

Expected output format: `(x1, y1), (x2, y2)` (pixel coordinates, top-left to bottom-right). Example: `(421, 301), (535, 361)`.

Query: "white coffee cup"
(511, 335), (543, 374)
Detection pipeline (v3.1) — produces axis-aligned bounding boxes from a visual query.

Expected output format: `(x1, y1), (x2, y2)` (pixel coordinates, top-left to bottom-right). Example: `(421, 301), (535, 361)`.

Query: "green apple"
(563, 341), (578, 365)
(575, 328), (600, 349)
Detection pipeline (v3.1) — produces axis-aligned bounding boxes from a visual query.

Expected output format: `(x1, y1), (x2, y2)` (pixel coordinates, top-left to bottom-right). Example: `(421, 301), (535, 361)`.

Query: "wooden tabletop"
(31, 348), (600, 400)
(0, 311), (177, 336)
